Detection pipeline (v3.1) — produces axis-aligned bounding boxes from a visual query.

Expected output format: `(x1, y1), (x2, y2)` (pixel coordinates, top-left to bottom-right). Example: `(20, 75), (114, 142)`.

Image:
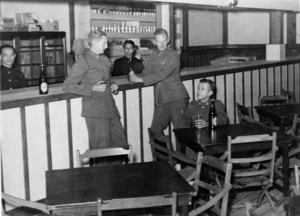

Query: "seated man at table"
(183, 78), (228, 128)
(182, 78), (228, 160)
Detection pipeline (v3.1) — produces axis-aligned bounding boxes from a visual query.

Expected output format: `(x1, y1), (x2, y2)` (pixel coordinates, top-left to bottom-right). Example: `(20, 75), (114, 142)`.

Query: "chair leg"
(264, 190), (277, 212)
(257, 186), (268, 206)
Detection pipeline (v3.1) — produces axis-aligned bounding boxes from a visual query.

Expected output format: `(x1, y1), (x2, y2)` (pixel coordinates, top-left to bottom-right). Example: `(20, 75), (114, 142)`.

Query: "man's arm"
(62, 58), (93, 96)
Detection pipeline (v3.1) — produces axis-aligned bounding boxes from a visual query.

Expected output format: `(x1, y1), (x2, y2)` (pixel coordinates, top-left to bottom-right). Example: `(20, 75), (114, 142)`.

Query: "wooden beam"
(222, 11), (228, 46)
(270, 11), (283, 44)
(155, 4), (163, 29)
(287, 12), (296, 45)
(169, 4), (175, 49)
(69, 0), (75, 50)
(182, 8), (188, 49)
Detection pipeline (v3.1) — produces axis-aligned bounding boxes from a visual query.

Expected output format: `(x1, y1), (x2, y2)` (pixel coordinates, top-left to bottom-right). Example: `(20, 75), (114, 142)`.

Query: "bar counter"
(1, 56), (299, 202)
(2, 56), (299, 110)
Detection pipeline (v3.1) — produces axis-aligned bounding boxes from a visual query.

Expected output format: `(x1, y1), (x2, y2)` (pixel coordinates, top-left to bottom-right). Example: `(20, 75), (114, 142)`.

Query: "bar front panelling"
(26, 104), (48, 201)
(49, 101), (69, 170)
(235, 72), (243, 123)
(1, 108), (25, 200)
(113, 91), (125, 127)
(126, 89), (141, 162)
(281, 65), (288, 93)
(244, 71), (252, 109)
(70, 98), (88, 168)
(295, 64), (300, 102)
(225, 73), (235, 124)
(142, 86), (155, 162)
(275, 66), (281, 95)
(252, 69), (260, 109)
(267, 67), (274, 96)
(216, 75), (225, 111)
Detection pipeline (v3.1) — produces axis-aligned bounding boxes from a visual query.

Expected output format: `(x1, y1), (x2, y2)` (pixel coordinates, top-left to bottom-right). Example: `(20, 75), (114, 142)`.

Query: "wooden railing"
(1, 56), (299, 202)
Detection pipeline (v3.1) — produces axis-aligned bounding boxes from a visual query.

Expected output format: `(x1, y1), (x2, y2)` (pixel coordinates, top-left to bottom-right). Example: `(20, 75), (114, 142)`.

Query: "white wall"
(0, 1), (71, 52)
(228, 11), (269, 44)
(188, 10), (223, 46)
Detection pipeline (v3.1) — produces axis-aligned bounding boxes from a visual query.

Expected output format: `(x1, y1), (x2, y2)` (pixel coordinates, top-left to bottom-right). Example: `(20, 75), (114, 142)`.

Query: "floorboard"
(229, 188), (287, 216)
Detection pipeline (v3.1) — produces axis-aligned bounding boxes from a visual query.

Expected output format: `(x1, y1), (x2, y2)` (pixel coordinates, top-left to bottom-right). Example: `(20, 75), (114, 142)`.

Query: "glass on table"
(192, 114), (203, 129)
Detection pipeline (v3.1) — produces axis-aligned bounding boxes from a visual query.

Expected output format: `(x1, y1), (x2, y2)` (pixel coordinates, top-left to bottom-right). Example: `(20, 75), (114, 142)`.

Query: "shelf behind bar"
(91, 13), (155, 22)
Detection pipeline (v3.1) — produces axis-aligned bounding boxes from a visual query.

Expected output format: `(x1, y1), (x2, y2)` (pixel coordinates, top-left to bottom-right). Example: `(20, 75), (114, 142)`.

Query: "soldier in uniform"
(0, 45), (27, 90)
(63, 30), (128, 151)
(129, 28), (189, 141)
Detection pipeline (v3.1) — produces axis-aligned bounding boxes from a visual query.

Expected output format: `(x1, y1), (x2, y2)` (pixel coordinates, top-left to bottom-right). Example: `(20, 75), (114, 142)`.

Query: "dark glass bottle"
(208, 99), (217, 130)
(39, 64), (48, 95)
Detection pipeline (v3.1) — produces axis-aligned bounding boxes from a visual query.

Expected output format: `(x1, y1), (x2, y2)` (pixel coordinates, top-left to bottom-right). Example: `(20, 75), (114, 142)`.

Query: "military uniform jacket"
(62, 51), (119, 118)
(1, 65), (27, 90)
(141, 47), (188, 104)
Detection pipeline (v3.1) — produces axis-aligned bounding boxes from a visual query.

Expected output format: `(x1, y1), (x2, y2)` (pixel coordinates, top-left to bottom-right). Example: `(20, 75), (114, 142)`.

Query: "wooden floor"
(229, 188), (287, 216)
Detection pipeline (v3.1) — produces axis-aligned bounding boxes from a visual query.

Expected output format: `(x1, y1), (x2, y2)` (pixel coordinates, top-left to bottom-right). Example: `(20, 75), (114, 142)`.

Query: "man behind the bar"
(0, 45), (27, 90)
(129, 28), (189, 141)
(112, 40), (144, 77)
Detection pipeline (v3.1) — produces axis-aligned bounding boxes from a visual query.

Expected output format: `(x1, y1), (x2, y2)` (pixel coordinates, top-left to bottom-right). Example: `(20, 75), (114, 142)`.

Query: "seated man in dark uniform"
(0, 45), (27, 90)
(112, 40), (144, 77)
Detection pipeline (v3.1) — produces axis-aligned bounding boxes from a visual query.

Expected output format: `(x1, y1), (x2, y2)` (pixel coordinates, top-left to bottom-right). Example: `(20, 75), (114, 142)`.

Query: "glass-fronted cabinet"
(0, 31), (67, 87)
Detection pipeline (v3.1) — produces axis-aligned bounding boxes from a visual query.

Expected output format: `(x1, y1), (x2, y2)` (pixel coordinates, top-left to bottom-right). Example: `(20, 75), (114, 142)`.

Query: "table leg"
(179, 205), (189, 216)
(282, 144), (290, 197)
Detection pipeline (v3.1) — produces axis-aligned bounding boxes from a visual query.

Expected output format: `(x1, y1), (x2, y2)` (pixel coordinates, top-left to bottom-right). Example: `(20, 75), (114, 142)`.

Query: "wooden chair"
(97, 192), (177, 216)
(258, 95), (289, 129)
(76, 146), (133, 167)
(281, 88), (296, 105)
(188, 152), (232, 216)
(148, 128), (196, 182)
(258, 95), (289, 106)
(236, 103), (256, 123)
(227, 132), (277, 211)
(274, 114), (300, 204)
(292, 165), (300, 195)
(2, 192), (50, 215)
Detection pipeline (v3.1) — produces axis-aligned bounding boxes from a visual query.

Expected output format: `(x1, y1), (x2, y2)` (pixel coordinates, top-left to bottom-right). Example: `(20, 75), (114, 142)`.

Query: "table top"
(255, 104), (300, 116)
(174, 123), (291, 155)
(46, 161), (194, 208)
(255, 104), (300, 125)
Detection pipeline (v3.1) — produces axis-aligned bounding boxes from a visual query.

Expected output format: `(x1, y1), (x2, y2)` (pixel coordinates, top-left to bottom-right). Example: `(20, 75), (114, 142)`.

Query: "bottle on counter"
(39, 64), (48, 95)
(208, 99), (217, 130)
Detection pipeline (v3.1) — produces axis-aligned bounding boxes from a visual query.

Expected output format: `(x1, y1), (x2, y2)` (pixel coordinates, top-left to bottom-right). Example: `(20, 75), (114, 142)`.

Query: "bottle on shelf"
(208, 99), (217, 130)
(39, 64), (49, 95)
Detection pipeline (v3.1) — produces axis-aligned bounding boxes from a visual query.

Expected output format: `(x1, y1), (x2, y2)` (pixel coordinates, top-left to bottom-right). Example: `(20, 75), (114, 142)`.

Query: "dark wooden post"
(270, 11), (283, 44)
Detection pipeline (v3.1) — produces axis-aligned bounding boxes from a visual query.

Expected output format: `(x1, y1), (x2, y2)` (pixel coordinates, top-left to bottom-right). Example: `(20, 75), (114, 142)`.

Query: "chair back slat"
(77, 146), (133, 167)
(258, 95), (289, 106)
(98, 193), (177, 216)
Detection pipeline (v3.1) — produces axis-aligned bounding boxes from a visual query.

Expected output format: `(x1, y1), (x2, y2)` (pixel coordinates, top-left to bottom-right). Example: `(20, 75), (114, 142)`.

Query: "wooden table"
(46, 161), (194, 216)
(255, 104), (300, 132)
(173, 123), (291, 197)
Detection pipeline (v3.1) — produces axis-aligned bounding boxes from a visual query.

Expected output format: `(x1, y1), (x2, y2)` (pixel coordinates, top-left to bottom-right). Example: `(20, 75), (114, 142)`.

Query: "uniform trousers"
(85, 113), (128, 150)
(150, 98), (188, 141)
